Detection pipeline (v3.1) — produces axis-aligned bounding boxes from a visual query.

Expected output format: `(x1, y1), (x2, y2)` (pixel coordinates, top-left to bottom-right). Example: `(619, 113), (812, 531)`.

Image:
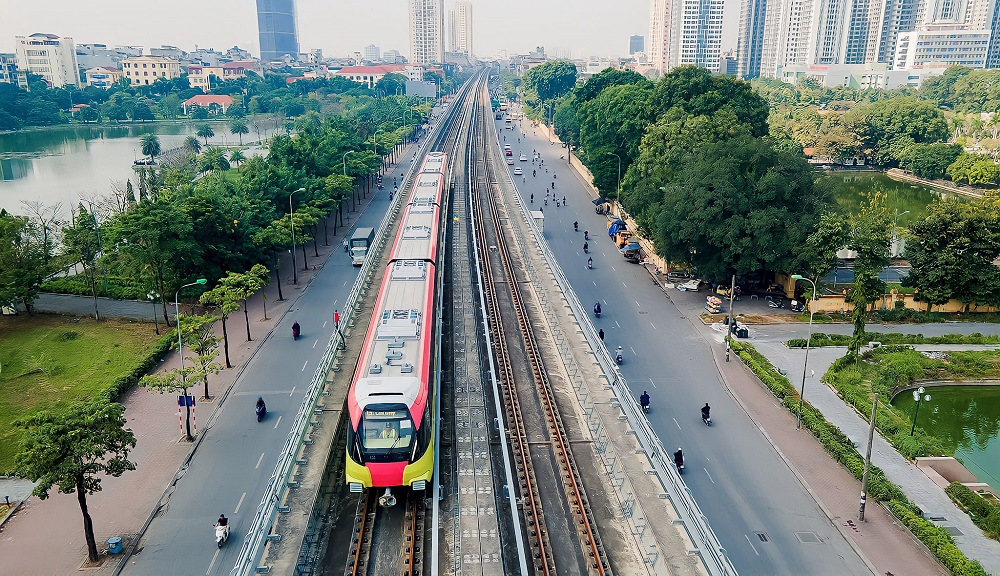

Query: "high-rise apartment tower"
(410, 0), (445, 65)
(256, 0), (299, 61)
(449, 1), (473, 56)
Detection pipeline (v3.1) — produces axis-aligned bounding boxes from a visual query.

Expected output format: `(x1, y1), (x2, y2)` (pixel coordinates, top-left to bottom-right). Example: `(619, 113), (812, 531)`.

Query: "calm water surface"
(817, 171), (967, 227)
(893, 385), (1000, 492)
(0, 122), (272, 216)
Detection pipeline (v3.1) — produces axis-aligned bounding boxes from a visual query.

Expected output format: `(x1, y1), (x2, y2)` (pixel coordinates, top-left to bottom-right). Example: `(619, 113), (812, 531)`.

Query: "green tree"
(577, 81), (655, 197)
(179, 313), (222, 400)
(183, 135), (202, 155)
(229, 118), (249, 145)
(140, 133), (161, 164)
(654, 134), (824, 280)
(107, 201), (199, 326)
(898, 142), (962, 179)
(947, 152), (1000, 185)
(131, 102), (155, 122)
(802, 212), (850, 283)
(61, 204), (102, 320)
(197, 123), (215, 145)
(200, 147), (231, 173)
(847, 191), (892, 354)
(253, 221), (291, 302)
(652, 66), (771, 137)
(13, 399), (136, 563)
(374, 73), (407, 98)
(140, 366), (200, 440)
(228, 148), (246, 168)
(906, 200), (1000, 310)
(522, 60), (578, 118)
(78, 105), (100, 123)
(843, 97), (948, 166)
(0, 213), (49, 312)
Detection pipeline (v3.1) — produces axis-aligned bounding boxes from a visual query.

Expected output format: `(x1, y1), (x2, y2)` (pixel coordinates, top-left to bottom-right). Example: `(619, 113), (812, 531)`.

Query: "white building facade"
(14, 33), (79, 87)
(409, 0), (444, 65)
(448, 1), (473, 56)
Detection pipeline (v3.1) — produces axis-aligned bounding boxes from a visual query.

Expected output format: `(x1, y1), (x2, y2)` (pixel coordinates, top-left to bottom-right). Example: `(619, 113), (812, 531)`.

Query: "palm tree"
(183, 135), (202, 155)
(197, 124), (215, 146)
(139, 133), (161, 164)
(200, 147), (231, 173)
(228, 149), (246, 168)
(229, 119), (249, 145)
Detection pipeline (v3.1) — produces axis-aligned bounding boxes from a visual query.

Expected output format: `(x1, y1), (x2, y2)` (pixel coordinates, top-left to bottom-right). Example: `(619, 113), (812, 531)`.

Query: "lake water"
(817, 171), (967, 227)
(0, 122), (275, 217)
(893, 385), (1000, 492)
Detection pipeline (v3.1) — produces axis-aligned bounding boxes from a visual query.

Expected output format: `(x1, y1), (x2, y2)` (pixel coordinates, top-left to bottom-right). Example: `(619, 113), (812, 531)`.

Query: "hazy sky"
(1, 0), (736, 61)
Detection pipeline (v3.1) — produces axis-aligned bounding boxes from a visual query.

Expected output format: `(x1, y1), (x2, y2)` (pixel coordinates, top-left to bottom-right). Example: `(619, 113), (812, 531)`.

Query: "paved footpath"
(0, 139), (421, 576)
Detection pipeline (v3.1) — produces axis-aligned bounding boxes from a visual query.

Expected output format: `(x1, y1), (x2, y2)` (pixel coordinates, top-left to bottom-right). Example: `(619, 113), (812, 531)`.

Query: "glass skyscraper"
(257, 0), (299, 61)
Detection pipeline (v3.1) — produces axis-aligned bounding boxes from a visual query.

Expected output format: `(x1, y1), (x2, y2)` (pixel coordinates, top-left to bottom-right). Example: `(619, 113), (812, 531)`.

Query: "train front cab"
(346, 401), (434, 502)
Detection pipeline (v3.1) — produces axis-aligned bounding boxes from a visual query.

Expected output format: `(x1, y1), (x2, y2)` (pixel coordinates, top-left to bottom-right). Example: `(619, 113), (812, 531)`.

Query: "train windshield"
(359, 405), (414, 459)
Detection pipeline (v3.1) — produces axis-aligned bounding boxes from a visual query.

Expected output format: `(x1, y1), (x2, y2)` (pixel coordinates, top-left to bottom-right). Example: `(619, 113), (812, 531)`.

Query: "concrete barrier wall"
(808, 291), (1000, 314)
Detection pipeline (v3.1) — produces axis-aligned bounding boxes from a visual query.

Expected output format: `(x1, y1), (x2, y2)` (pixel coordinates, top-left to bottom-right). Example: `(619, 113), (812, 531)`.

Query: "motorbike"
(674, 452), (685, 475)
(702, 413), (712, 426)
(574, 221), (578, 232)
(584, 231), (589, 240)
(583, 243), (589, 253)
(587, 259), (593, 270)
(594, 305), (601, 319)
(215, 524), (230, 548)
(642, 402), (650, 414)
(768, 299), (784, 309)
(292, 323), (301, 340)
(616, 353), (623, 365)
(256, 403), (267, 422)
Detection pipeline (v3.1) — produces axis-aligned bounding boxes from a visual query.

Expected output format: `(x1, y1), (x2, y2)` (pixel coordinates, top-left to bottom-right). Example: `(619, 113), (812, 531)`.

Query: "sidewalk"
(0, 142), (419, 576)
(750, 339), (1000, 575)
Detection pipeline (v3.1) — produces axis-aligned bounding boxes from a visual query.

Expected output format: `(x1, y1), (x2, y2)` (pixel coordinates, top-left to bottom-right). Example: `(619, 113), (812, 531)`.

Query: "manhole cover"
(944, 526), (963, 536)
(795, 531), (820, 543)
(755, 532), (769, 542)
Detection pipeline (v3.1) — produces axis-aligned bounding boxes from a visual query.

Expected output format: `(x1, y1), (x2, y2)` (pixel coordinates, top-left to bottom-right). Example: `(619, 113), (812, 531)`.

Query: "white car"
(677, 279), (703, 292)
(514, 167), (523, 175)
(519, 154), (528, 161)
(507, 158), (514, 165)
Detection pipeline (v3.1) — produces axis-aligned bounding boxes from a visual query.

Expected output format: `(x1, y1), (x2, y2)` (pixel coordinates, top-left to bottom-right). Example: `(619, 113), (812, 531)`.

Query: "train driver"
(380, 423), (398, 439)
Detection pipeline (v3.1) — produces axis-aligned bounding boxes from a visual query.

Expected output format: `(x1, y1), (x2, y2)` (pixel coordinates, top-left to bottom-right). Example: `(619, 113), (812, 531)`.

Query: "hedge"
(732, 340), (989, 576)
(788, 332), (1000, 348)
(100, 329), (176, 402)
(946, 482), (1000, 541)
(41, 275), (148, 301)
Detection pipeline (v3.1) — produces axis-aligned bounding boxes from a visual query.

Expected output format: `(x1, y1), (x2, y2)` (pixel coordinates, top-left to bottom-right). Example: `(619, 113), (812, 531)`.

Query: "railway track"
(342, 72), (485, 576)
(470, 82), (611, 576)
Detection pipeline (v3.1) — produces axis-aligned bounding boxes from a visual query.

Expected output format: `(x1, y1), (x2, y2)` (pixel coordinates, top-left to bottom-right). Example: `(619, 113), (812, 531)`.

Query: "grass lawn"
(0, 315), (161, 474)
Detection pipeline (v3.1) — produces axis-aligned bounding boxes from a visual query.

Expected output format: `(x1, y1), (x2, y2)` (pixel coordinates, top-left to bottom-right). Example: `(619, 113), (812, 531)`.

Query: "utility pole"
(859, 395), (878, 521)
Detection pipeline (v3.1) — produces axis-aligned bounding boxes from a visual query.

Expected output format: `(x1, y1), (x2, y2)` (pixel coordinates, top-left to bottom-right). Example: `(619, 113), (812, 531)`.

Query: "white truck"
(350, 227), (375, 266)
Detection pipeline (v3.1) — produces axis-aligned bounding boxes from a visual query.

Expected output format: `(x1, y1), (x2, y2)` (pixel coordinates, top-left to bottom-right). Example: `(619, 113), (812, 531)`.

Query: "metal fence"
(491, 133), (739, 576)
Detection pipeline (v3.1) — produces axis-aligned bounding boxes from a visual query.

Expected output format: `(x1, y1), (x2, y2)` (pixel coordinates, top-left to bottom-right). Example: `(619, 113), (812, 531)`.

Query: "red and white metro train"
(345, 152), (447, 506)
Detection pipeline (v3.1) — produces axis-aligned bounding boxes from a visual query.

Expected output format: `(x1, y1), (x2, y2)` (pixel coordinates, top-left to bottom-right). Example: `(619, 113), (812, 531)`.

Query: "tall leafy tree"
(61, 204), (102, 319)
(654, 134), (824, 280)
(0, 213), (49, 312)
(183, 134), (202, 155)
(253, 221), (291, 302)
(847, 191), (892, 354)
(842, 97), (948, 166)
(14, 399), (136, 563)
(197, 123), (215, 145)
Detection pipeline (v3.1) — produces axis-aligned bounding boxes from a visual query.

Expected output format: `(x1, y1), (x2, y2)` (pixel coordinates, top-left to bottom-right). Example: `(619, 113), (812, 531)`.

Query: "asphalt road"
(121, 138), (432, 576)
(502, 115), (873, 575)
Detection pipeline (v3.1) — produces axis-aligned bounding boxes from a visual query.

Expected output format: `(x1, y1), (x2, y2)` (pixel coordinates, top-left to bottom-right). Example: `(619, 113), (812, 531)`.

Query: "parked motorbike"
(767, 299), (784, 309)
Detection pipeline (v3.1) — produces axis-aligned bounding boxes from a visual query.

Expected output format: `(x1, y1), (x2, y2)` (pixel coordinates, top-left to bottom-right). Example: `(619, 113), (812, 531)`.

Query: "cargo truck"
(350, 227), (375, 266)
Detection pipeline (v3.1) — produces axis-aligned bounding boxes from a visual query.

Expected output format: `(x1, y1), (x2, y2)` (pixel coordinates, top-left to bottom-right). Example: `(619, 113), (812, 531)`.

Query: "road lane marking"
(615, 320), (621, 328)
(312, 340), (318, 349)
(635, 300), (640, 307)
(745, 534), (760, 556)
(273, 415), (282, 429)
(234, 491), (247, 514)
(651, 322), (656, 330)
(323, 321), (328, 328)
(256, 453), (265, 469)
(301, 360), (309, 372)
(704, 468), (715, 484)
(630, 346), (636, 355)
(206, 549), (220, 574)
(649, 378), (657, 389)
(333, 299), (338, 306)
(622, 281), (627, 287)
(673, 418), (681, 430)
(593, 281), (597, 286)
(289, 386), (295, 397)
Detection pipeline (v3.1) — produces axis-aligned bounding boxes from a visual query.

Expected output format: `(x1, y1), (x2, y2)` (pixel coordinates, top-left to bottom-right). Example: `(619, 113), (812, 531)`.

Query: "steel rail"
(478, 92), (610, 576)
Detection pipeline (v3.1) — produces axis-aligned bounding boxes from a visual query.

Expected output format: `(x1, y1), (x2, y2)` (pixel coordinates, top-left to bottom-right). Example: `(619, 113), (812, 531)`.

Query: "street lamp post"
(289, 187), (305, 285)
(147, 291), (160, 335)
(175, 278), (207, 440)
(910, 387), (931, 436)
(607, 152), (622, 197)
(791, 274), (818, 429)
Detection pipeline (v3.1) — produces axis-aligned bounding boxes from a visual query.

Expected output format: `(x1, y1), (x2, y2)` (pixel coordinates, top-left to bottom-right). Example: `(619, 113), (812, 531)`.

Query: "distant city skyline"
(1, 0), (669, 60)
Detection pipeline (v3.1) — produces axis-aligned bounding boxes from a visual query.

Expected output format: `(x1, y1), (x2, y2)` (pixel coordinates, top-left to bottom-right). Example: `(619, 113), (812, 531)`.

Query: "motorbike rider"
(530, 193), (534, 203)
(583, 242), (589, 253)
(640, 391), (650, 410)
(594, 302), (602, 316)
(533, 169), (536, 177)
(701, 403), (711, 421)
(292, 321), (301, 338)
(218, 513), (228, 527)
(587, 257), (593, 268)
(674, 448), (684, 467)
(574, 221), (578, 231)
(584, 230), (589, 240)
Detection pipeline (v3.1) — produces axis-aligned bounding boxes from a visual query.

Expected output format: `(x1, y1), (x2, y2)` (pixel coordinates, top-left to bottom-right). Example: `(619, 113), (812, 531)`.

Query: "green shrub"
(946, 482), (1000, 541)
(100, 330), (176, 402)
(886, 500), (990, 576)
(41, 275), (147, 301)
(788, 331), (1000, 348)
